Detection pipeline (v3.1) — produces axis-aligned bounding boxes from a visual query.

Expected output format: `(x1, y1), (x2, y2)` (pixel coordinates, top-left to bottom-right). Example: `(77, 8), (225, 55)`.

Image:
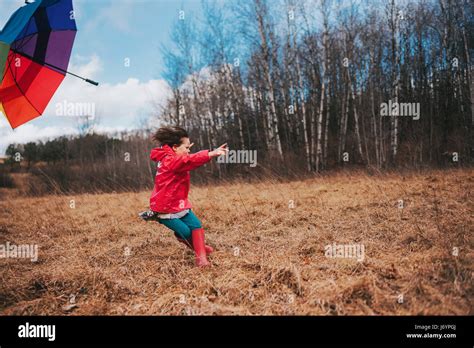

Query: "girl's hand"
(209, 143), (229, 158)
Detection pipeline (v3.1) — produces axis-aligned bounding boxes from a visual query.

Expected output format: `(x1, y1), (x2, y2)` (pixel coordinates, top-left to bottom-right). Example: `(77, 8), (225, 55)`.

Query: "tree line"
(2, 133), (157, 194)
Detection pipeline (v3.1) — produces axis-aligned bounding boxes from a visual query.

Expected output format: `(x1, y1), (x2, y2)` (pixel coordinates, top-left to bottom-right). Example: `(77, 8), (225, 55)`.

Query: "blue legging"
(158, 210), (202, 240)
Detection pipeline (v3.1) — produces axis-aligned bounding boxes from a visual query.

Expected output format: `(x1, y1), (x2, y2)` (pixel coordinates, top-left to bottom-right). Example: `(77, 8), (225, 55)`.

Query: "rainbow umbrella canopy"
(0, 0), (97, 129)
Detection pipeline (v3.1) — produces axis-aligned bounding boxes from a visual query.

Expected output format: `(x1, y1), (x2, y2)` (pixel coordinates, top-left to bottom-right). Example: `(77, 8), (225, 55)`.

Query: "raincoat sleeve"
(167, 150), (212, 172)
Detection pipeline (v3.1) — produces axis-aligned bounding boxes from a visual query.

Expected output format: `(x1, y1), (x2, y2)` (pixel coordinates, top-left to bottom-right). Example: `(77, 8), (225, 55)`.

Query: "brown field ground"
(0, 169), (472, 315)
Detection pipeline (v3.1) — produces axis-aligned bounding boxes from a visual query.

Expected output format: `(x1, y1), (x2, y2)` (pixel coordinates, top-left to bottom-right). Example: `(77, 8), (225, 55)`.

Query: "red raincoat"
(149, 145), (211, 213)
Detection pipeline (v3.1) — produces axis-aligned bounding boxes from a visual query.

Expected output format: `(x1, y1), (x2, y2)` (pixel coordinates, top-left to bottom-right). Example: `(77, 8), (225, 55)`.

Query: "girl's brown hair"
(152, 126), (189, 147)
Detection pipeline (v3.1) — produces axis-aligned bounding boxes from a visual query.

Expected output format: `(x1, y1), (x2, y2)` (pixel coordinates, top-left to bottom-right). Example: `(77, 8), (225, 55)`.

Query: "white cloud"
(68, 53), (103, 78)
(0, 117), (138, 154)
(47, 54), (171, 123)
(0, 116), (78, 152)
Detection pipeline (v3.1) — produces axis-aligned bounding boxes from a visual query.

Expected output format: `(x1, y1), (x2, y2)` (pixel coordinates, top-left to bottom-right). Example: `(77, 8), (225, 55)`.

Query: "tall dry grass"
(0, 169), (472, 315)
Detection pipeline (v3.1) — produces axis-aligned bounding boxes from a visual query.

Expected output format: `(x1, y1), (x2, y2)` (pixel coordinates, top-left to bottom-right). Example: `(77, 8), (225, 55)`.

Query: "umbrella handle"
(85, 79), (99, 86)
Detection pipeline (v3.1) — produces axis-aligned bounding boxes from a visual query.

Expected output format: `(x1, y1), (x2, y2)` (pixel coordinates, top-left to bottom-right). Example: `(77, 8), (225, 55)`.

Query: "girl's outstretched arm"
(167, 143), (229, 172)
(167, 150), (211, 172)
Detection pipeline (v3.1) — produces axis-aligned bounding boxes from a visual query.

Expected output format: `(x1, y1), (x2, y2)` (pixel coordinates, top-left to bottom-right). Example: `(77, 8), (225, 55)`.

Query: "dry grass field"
(0, 169), (472, 315)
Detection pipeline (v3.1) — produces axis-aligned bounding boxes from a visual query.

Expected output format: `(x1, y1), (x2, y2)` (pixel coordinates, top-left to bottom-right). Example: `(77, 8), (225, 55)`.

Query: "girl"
(149, 126), (228, 267)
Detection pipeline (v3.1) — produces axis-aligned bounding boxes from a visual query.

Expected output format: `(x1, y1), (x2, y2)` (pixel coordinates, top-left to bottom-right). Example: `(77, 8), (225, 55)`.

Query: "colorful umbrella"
(0, 0), (98, 129)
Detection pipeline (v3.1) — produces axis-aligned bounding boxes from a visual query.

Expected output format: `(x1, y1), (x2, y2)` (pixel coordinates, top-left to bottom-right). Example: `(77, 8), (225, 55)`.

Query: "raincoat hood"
(150, 144), (174, 162)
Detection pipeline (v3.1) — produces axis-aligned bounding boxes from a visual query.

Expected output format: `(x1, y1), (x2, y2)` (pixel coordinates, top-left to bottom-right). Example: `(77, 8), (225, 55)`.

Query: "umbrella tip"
(85, 79), (99, 86)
